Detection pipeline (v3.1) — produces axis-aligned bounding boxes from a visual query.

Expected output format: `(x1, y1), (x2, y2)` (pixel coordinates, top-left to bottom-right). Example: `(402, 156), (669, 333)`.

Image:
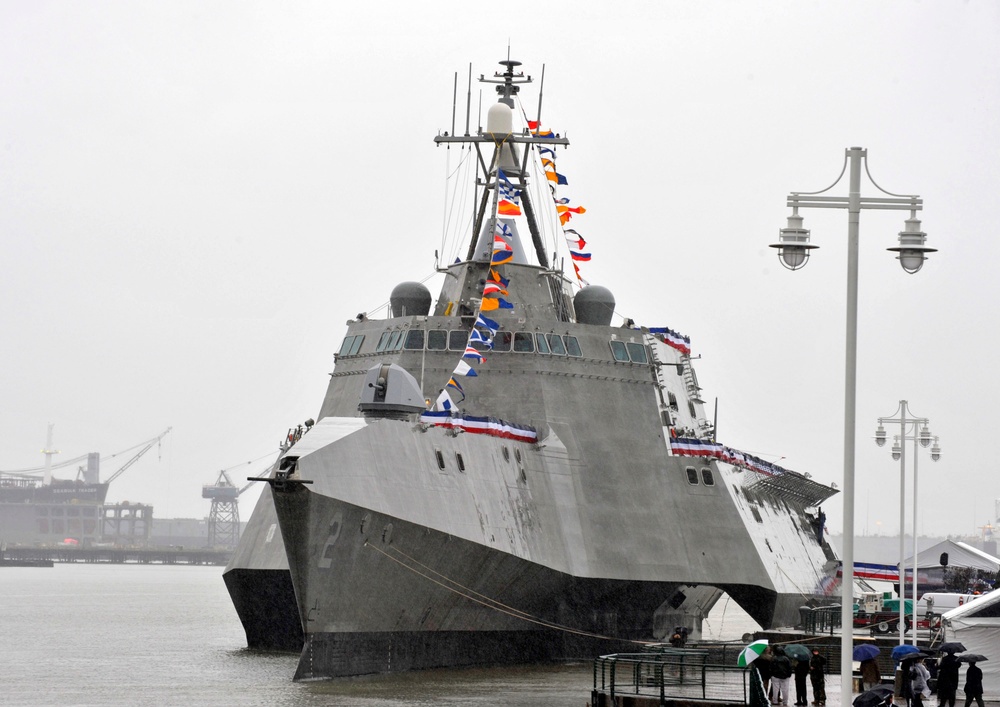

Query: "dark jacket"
(860, 658), (881, 684)
(938, 655), (961, 691)
(757, 657), (773, 681)
(772, 655), (793, 680)
(964, 665), (984, 697)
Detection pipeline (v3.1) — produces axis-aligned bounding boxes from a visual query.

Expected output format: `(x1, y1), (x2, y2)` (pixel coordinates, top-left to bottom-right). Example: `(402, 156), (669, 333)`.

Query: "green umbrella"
(739, 639), (770, 667)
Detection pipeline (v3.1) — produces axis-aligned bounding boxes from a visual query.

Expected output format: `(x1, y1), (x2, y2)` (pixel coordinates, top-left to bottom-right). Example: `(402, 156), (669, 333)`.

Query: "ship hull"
(223, 483), (303, 651)
(275, 483), (684, 679)
(230, 404), (838, 676)
(270, 456), (815, 679)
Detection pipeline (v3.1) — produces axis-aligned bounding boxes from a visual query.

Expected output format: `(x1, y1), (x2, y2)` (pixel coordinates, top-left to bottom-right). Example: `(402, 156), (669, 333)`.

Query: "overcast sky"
(2, 1), (998, 542)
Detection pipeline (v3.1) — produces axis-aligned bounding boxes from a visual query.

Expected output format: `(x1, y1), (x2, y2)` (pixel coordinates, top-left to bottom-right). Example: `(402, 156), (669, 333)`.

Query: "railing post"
(659, 661), (666, 707)
(610, 659), (616, 703)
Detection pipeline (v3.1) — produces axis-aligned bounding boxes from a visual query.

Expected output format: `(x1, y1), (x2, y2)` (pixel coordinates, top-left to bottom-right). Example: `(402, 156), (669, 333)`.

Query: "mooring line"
(365, 541), (653, 646)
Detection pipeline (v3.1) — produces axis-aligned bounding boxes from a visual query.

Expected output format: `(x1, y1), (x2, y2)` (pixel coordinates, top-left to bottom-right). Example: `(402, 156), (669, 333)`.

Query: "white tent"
(942, 589), (1000, 700)
(903, 540), (1000, 572)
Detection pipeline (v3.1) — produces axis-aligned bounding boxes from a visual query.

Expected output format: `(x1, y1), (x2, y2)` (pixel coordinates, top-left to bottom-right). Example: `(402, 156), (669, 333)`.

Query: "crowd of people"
(752, 644), (985, 707)
(753, 645), (827, 706)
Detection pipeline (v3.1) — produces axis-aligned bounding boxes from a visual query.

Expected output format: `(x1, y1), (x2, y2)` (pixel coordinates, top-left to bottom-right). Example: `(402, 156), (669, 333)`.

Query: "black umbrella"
(939, 642), (967, 654)
(900, 652), (935, 665)
(854, 685), (895, 707)
(959, 654), (989, 663)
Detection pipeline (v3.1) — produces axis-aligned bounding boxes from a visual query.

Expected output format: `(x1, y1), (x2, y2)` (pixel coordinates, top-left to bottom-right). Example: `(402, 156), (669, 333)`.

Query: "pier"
(0, 546), (231, 565)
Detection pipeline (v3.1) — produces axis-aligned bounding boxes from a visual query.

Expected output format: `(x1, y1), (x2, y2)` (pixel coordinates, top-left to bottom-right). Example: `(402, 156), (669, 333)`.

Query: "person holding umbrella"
(938, 649), (962, 707)
(810, 648), (827, 706)
(960, 655), (987, 707)
(911, 656), (932, 707)
(794, 653), (811, 706)
(771, 645), (794, 706)
(861, 658), (882, 692)
(855, 645), (883, 692)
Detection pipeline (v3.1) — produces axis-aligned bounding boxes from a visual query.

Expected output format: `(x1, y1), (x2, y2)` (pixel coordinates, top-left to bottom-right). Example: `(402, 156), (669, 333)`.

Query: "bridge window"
(493, 331), (512, 351)
(387, 330), (403, 351)
(701, 468), (715, 486)
(685, 467), (699, 485)
(547, 334), (567, 356)
(626, 342), (648, 364)
(427, 330), (448, 350)
(435, 450), (446, 470)
(449, 330), (467, 351)
(338, 334), (365, 356)
(564, 336), (582, 357)
(610, 340), (629, 362)
(376, 332), (392, 352)
(514, 332), (534, 352)
(403, 329), (424, 350)
(535, 333), (550, 354)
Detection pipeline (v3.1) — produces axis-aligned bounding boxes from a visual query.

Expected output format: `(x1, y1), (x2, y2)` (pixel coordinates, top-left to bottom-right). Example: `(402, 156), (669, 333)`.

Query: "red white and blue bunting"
(668, 436), (792, 477)
(420, 411), (538, 443)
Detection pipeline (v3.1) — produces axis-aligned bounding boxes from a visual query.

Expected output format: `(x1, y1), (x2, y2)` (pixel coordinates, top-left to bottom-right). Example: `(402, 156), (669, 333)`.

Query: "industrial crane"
(202, 457), (271, 549)
(76, 427), (173, 484)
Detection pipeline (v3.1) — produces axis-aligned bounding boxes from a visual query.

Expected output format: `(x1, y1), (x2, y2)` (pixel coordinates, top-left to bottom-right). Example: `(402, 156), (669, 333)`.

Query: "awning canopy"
(902, 540), (1000, 572)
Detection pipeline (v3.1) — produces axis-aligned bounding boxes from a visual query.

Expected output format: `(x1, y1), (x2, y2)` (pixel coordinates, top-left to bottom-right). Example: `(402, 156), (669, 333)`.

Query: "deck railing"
(593, 651), (751, 706)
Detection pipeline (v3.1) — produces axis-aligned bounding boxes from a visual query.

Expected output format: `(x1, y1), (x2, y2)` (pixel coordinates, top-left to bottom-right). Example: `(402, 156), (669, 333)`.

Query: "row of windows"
(686, 466), (715, 486)
(610, 340), (648, 364)
(346, 328), (650, 365)
(339, 334), (366, 356)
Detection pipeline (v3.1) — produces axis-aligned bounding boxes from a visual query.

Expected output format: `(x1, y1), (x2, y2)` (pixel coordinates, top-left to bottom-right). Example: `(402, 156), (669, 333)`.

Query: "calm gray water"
(0, 564), (758, 706)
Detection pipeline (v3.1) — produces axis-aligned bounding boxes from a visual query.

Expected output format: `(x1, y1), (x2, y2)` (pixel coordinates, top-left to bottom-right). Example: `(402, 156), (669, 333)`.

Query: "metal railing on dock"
(593, 649), (751, 706)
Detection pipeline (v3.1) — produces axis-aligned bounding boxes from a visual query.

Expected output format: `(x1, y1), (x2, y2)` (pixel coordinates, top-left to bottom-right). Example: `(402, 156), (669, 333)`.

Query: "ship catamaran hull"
(275, 486), (676, 678)
(262, 408), (835, 679)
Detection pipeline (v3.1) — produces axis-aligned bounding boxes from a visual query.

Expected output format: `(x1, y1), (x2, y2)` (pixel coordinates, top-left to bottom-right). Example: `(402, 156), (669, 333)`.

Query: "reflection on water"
(301, 663), (592, 706)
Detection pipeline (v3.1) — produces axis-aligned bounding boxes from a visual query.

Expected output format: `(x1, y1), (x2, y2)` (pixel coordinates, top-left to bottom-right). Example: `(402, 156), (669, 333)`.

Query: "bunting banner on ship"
(852, 562), (901, 582)
(434, 389), (456, 412)
(497, 170), (522, 216)
(532, 121), (590, 286)
(432, 185), (518, 412)
(649, 327), (692, 356)
(668, 436), (794, 478)
(420, 411), (538, 443)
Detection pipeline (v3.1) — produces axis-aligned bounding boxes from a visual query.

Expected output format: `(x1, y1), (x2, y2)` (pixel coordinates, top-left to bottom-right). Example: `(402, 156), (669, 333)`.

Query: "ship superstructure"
(223, 59), (840, 679)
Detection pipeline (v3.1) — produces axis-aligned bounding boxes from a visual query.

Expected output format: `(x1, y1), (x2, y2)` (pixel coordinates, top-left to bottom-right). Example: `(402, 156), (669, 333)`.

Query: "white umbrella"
(738, 639), (770, 667)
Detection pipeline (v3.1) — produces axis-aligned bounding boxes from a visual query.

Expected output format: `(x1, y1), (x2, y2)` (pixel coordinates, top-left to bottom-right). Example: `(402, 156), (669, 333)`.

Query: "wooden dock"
(0, 546), (231, 565)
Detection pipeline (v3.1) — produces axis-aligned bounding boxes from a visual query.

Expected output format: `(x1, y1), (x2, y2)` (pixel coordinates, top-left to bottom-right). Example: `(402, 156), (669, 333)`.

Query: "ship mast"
(434, 59), (569, 268)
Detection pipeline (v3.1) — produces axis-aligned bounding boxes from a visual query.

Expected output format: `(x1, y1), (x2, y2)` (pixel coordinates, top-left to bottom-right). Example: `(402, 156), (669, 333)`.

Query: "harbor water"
(0, 564), (759, 706)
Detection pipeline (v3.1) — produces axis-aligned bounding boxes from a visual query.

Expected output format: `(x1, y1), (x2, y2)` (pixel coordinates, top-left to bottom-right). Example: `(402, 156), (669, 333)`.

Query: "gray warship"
(223, 59), (840, 679)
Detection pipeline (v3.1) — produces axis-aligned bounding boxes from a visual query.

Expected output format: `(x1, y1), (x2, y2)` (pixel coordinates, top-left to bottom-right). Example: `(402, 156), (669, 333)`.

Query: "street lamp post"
(875, 403), (941, 645)
(772, 148), (935, 701)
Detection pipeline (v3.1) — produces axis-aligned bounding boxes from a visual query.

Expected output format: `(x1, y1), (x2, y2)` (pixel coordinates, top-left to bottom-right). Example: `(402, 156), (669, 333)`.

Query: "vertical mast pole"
(465, 63), (472, 136)
(451, 72), (457, 138)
